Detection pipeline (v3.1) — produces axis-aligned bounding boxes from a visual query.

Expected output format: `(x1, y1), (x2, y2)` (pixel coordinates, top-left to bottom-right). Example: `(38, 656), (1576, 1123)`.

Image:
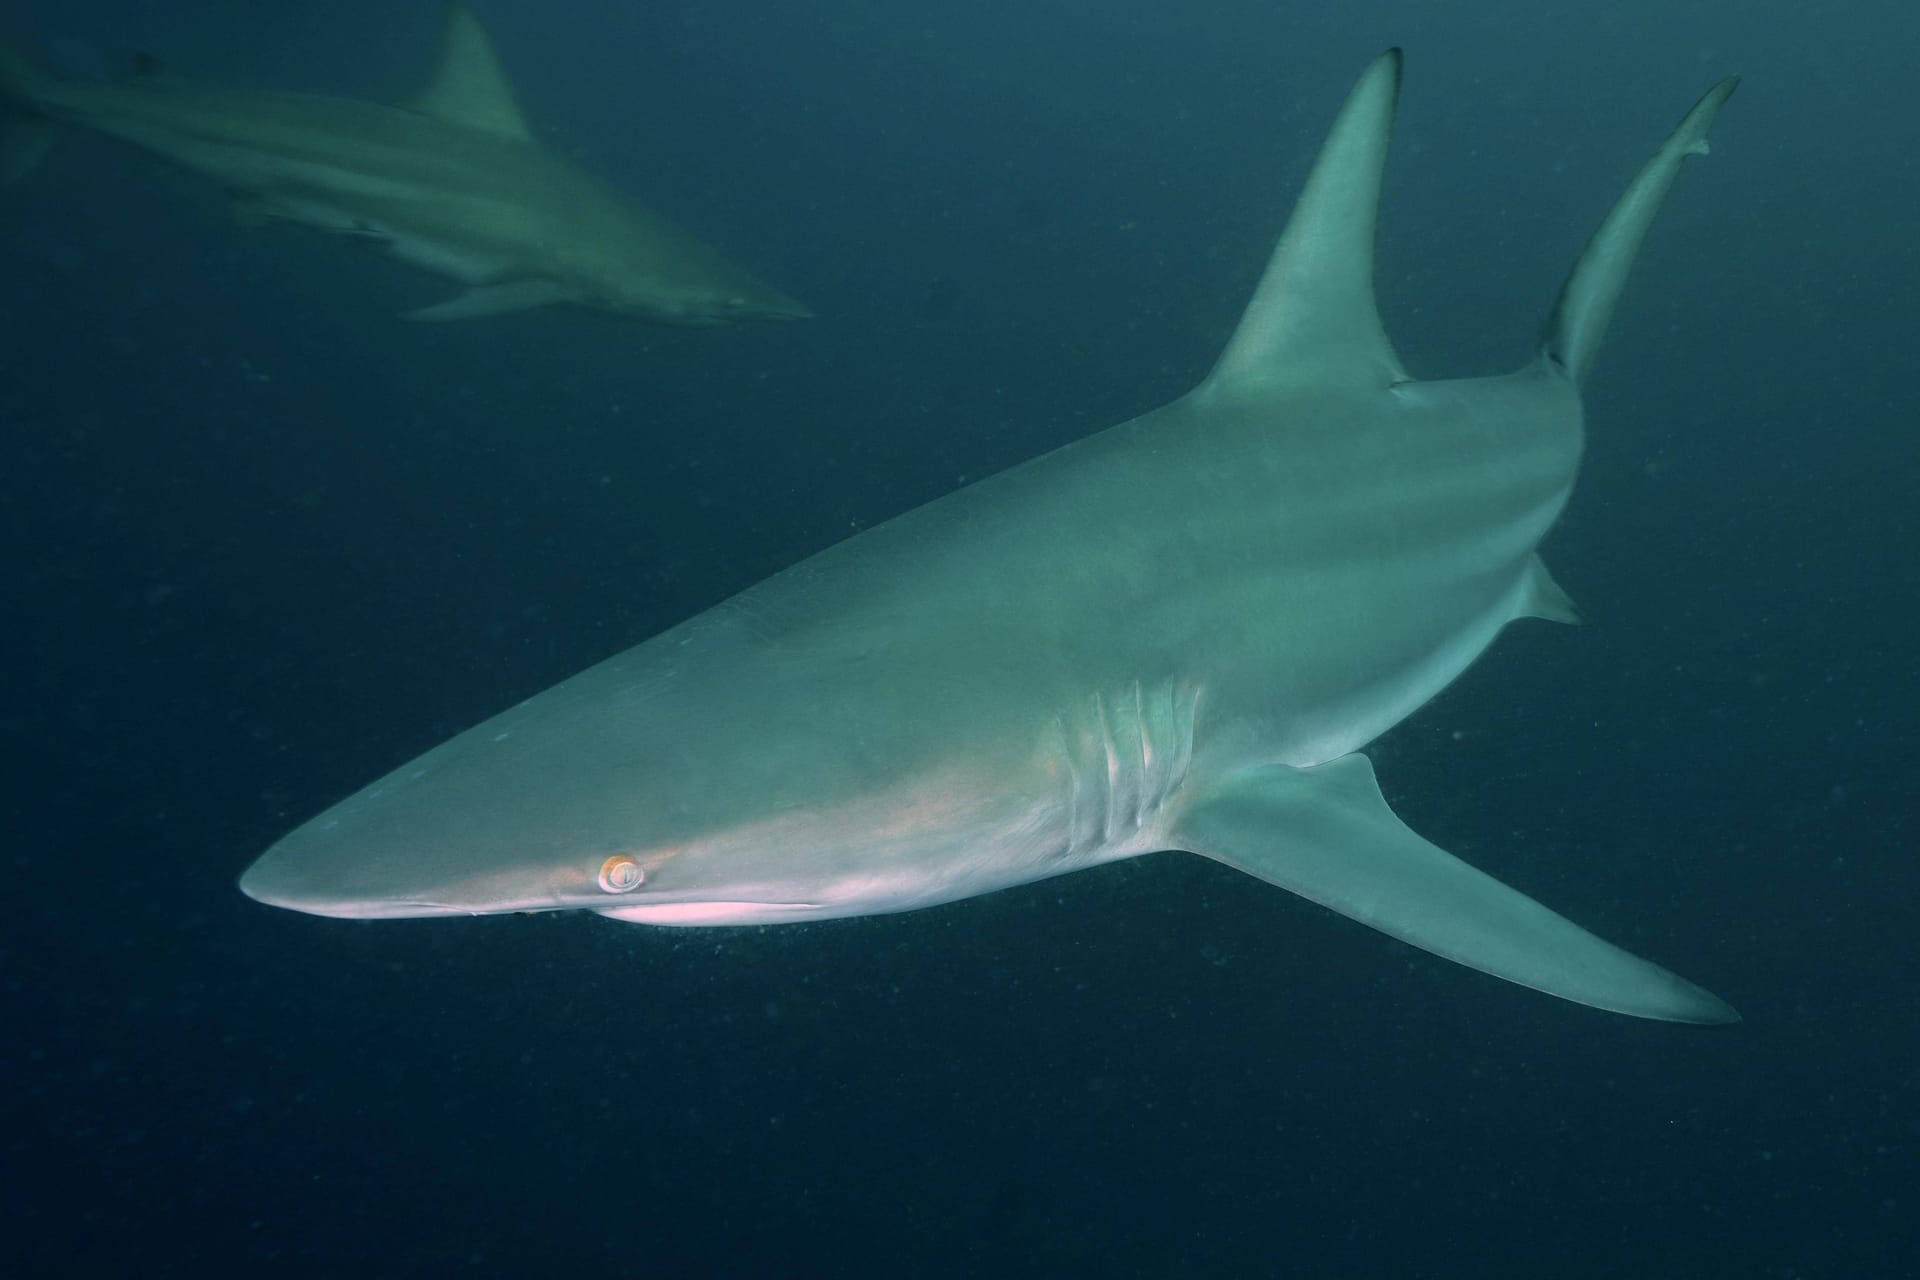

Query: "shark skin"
(0, 4), (809, 325)
(240, 52), (1741, 1024)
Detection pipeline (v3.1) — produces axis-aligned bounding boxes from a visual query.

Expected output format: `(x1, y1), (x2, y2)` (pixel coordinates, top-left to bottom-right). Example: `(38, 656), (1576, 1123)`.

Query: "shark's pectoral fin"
(0, 40), (57, 184)
(405, 278), (571, 322)
(0, 113), (54, 184)
(129, 52), (192, 87)
(1173, 754), (1737, 1023)
(229, 198), (275, 230)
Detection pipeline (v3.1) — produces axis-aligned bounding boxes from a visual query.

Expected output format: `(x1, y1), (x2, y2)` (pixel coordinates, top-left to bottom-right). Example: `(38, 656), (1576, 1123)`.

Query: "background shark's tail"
(1541, 76), (1739, 387)
(0, 37), (58, 183)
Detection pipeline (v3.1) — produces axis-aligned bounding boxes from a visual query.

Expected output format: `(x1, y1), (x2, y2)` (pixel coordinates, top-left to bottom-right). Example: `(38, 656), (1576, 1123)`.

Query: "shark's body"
(241, 53), (1740, 1023)
(0, 5), (808, 324)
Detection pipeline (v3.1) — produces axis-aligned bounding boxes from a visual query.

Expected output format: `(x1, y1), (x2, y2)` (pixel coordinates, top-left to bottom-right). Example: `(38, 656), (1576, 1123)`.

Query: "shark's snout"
(238, 845), (356, 917)
(239, 837), (473, 920)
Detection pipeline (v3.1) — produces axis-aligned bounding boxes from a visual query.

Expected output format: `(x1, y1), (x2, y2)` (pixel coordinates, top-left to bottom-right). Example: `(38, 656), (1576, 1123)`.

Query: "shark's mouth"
(595, 901), (825, 926)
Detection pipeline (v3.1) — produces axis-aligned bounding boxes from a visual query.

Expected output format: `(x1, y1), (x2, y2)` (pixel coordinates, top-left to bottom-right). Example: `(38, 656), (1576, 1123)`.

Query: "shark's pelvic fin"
(1517, 554), (1582, 625)
(405, 278), (570, 321)
(1542, 76), (1739, 386)
(407, 2), (533, 142)
(1173, 754), (1739, 1023)
(1205, 48), (1408, 395)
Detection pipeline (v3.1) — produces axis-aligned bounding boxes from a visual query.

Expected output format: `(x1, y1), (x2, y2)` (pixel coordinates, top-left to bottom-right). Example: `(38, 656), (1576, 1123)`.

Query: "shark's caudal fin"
(406, 2), (533, 142)
(1174, 755), (1739, 1024)
(1204, 48), (1408, 396)
(1541, 77), (1739, 386)
(0, 38), (57, 183)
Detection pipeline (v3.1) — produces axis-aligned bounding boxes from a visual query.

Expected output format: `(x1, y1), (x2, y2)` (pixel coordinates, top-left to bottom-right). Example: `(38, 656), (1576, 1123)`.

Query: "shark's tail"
(1540, 76), (1739, 387)
(0, 37), (57, 183)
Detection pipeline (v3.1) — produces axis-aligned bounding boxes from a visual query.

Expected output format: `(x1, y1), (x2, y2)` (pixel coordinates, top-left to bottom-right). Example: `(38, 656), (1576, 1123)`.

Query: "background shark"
(240, 51), (1738, 1024)
(0, 3), (809, 324)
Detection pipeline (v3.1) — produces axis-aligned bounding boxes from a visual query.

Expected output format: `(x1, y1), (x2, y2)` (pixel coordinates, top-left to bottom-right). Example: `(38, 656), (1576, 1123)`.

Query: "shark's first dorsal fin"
(1205, 49), (1407, 395)
(408, 3), (532, 142)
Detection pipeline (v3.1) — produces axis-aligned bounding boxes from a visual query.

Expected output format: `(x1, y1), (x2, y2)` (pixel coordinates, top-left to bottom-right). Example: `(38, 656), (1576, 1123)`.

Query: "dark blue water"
(4, 2), (1915, 1275)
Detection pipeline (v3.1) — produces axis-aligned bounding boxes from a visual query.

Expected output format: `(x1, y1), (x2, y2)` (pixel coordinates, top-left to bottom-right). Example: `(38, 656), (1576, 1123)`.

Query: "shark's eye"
(598, 855), (645, 894)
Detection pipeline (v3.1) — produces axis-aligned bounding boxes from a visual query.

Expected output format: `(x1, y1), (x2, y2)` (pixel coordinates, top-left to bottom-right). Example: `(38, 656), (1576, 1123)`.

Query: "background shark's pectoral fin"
(0, 38), (56, 186)
(0, 39), (57, 183)
(407, 2), (533, 141)
(405, 278), (570, 321)
(1173, 754), (1737, 1023)
(0, 113), (54, 183)
(229, 198), (274, 230)
(129, 52), (192, 87)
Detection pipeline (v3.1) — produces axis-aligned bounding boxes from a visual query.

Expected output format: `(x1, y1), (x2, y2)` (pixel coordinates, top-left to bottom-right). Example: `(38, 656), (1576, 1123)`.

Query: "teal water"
(3, 2), (1913, 1275)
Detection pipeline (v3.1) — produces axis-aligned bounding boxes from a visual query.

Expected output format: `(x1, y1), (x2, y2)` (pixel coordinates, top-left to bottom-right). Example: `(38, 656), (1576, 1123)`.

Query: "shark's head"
(238, 807), (694, 923)
(239, 755), (1026, 928)
(236, 653), (1037, 927)
(237, 774), (982, 928)
(237, 734), (721, 922)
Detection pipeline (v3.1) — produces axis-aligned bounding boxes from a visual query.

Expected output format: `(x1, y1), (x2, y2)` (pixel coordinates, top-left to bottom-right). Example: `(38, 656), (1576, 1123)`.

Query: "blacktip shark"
(240, 52), (1741, 1023)
(0, 3), (809, 324)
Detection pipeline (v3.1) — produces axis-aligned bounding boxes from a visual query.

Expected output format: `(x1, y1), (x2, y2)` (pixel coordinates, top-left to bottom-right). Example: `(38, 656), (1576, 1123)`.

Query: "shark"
(239, 51), (1741, 1023)
(0, 3), (809, 324)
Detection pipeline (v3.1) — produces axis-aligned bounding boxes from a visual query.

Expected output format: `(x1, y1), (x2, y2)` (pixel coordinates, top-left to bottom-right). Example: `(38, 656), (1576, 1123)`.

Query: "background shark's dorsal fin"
(408, 3), (532, 142)
(1205, 49), (1407, 395)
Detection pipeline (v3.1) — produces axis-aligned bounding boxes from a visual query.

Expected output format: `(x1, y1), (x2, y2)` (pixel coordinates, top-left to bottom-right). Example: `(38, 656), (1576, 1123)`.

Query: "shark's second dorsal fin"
(1205, 49), (1407, 395)
(1540, 76), (1738, 387)
(408, 3), (532, 142)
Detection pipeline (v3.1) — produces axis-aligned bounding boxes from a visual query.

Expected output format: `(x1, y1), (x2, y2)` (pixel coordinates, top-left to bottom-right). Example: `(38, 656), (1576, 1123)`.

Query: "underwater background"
(3, 0), (1916, 1275)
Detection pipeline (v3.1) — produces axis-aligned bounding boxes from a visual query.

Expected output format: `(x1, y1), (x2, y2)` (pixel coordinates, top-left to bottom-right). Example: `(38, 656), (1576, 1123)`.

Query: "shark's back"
(23, 65), (654, 239)
(698, 355), (1581, 771)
